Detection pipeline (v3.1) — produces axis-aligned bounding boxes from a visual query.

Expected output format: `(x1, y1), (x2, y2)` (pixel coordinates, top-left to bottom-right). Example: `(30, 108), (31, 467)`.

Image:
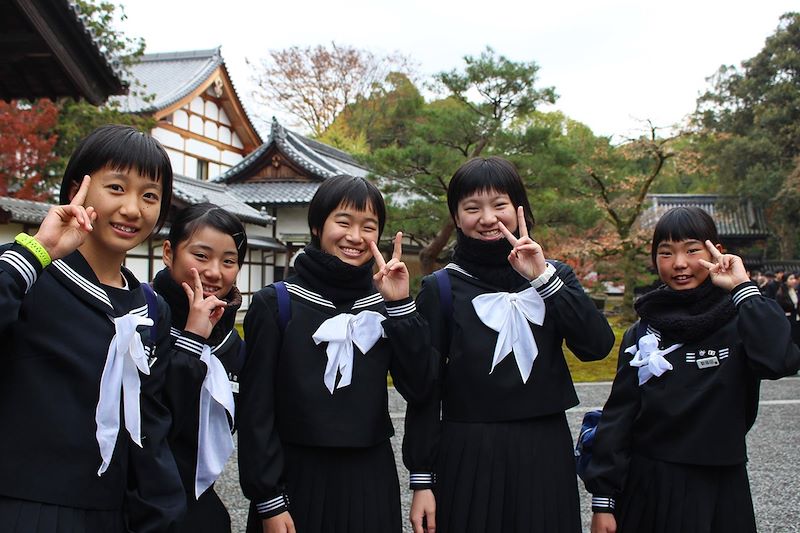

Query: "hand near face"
(34, 175), (97, 260)
(497, 206), (547, 281)
(698, 240), (750, 291)
(182, 268), (228, 339)
(370, 232), (410, 302)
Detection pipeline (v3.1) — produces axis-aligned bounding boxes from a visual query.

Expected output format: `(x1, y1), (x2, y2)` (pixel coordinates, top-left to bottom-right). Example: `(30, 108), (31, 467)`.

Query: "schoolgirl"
(404, 156), (615, 533)
(153, 203), (248, 532)
(584, 206), (800, 533)
(238, 174), (436, 533)
(0, 125), (189, 532)
(776, 272), (800, 346)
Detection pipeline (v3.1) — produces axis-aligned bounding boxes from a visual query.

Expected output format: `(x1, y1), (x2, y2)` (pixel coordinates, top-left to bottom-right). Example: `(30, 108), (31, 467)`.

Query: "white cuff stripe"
(537, 276), (565, 299)
(256, 494), (289, 513)
(409, 473), (434, 482)
(592, 496), (615, 509)
(175, 336), (204, 355)
(732, 285), (761, 306)
(386, 301), (416, 316)
(1, 250), (37, 291)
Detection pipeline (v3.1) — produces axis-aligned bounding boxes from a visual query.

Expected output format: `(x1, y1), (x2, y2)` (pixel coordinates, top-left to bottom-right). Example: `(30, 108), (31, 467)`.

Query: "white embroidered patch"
(697, 356), (720, 369)
(229, 381), (240, 393)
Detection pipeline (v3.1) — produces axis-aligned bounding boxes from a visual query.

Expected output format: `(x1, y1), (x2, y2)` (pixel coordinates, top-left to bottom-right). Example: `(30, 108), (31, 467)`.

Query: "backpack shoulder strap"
(274, 281), (291, 333)
(141, 282), (159, 335)
(433, 268), (453, 337)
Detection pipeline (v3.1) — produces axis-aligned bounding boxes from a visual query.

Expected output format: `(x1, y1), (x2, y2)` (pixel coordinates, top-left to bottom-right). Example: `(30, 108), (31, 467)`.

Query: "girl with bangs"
(239, 175), (437, 533)
(0, 125), (189, 532)
(404, 156), (615, 533)
(584, 206), (800, 533)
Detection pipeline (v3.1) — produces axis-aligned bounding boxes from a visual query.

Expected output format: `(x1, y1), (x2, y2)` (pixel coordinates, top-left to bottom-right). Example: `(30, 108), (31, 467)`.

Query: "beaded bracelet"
(15, 233), (52, 268)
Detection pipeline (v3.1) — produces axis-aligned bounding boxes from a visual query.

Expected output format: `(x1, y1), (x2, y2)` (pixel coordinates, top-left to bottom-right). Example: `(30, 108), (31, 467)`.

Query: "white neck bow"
(472, 286), (546, 383)
(312, 311), (386, 394)
(626, 333), (682, 385)
(195, 345), (236, 498)
(95, 314), (153, 476)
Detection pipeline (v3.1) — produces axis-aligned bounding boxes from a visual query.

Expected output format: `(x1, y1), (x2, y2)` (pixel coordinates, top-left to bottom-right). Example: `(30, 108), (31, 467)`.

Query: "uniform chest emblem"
(685, 347), (729, 368)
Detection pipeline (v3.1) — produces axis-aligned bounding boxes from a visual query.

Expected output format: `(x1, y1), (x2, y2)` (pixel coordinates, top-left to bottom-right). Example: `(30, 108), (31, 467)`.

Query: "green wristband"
(15, 233), (51, 268)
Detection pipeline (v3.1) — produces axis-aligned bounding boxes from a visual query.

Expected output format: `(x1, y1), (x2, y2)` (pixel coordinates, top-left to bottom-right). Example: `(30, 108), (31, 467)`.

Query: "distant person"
(762, 271), (778, 298)
(776, 272), (800, 346)
(584, 206), (800, 533)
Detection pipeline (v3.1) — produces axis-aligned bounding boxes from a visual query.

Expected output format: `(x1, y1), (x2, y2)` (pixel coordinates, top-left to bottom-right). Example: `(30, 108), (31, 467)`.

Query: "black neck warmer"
(152, 268), (242, 346)
(293, 243), (376, 304)
(451, 229), (528, 291)
(634, 277), (737, 344)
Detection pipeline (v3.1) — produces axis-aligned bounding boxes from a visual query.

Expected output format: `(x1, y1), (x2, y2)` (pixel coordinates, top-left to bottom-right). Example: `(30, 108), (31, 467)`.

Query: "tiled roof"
(641, 194), (769, 238)
(0, 197), (52, 224)
(114, 48), (223, 113)
(217, 117), (369, 184)
(172, 175), (273, 225)
(226, 182), (321, 206)
(1, 0), (127, 104)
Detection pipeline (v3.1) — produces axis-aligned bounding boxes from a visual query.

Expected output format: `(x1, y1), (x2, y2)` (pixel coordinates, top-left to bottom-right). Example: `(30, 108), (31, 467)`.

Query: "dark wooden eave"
(0, 0), (127, 104)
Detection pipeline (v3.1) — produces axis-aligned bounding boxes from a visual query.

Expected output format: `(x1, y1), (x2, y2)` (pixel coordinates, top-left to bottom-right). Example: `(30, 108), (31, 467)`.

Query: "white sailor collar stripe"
(52, 259), (113, 309)
(283, 282), (385, 312)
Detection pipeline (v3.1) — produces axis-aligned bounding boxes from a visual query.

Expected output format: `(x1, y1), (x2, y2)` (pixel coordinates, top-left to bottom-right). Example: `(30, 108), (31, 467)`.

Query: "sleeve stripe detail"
(255, 494), (289, 513)
(537, 275), (565, 299)
(174, 335), (205, 355)
(0, 250), (36, 292)
(732, 285), (761, 307)
(592, 496), (615, 509)
(386, 301), (416, 316)
(530, 263), (557, 289)
(409, 472), (435, 483)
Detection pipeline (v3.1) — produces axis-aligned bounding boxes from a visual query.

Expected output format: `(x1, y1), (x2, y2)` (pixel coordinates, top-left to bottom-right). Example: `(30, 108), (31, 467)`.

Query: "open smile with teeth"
(202, 285), (220, 295)
(340, 246), (364, 257)
(479, 229), (503, 239)
(111, 223), (138, 234)
(673, 275), (692, 281)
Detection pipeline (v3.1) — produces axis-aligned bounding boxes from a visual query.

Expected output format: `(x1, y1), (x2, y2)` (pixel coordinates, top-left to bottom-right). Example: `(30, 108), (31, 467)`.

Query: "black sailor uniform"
(403, 260), (616, 533)
(153, 268), (244, 533)
(0, 245), (186, 533)
(584, 282), (800, 533)
(238, 273), (436, 533)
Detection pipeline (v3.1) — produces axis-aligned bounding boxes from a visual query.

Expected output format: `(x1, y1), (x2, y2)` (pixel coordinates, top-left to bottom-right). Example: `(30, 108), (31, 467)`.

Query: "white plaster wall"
(189, 115), (203, 135)
(165, 148), (184, 176)
(232, 132), (243, 149)
(184, 155), (198, 179)
(187, 139), (218, 161)
(174, 110), (189, 129)
(190, 97), (204, 114)
(204, 100), (219, 121)
(152, 127), (182, 151)
(218, 109), (231, 126)
(219, 127), (231, 145)
(221, 150), (242, 166)
(276, 206), (309, 237)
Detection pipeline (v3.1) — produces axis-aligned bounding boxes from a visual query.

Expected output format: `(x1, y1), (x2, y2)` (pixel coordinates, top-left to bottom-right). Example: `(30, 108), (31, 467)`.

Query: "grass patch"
(565, 317), (631, 382)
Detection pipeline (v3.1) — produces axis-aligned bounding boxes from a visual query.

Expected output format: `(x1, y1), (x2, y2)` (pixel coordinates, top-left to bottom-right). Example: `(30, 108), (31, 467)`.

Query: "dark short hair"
(447, 156), (534, 231)
(167, 203), (247, 266)
(307, 175), (386, 246)
(59, 124), (173, 230)
(650, 206), (719, 265)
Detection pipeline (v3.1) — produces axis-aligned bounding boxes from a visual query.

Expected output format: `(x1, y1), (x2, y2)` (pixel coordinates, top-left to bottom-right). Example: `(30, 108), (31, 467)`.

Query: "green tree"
(695, 12), (800, 257)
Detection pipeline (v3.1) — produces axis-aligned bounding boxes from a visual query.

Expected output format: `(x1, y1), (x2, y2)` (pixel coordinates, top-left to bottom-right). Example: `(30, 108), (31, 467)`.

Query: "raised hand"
(370, 232), (410, 302)
(698, 240), (750, 291)
(497, 206), (547, 281)
(34, 175), (96, 260)
(182, 268), (228, 339)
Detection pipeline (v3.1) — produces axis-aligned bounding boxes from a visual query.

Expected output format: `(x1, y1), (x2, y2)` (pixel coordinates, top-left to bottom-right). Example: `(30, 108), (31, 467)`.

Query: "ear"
(453, 213), (462, 229)
(714, 243), (724, 254)
(162, 240), (173, 269)
(311, 227), (319, 237)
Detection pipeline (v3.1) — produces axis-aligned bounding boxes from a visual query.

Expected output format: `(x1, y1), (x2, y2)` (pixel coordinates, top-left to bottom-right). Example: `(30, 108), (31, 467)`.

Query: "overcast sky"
(117, 0), (796, 139)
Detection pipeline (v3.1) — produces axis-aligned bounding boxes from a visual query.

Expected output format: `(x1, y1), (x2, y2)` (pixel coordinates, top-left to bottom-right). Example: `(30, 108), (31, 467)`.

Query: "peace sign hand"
(497, 206), (547, 281)
(34, 175), (97, 260)
(698, 240), (750, 291)
(371, 232), (410, 302)
(182, 268), (228, 339)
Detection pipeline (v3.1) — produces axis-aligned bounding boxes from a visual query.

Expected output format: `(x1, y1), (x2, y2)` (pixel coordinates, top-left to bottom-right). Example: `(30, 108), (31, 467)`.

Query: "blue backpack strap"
(141, 282), (159, 336)
(274, 281), (291, 333)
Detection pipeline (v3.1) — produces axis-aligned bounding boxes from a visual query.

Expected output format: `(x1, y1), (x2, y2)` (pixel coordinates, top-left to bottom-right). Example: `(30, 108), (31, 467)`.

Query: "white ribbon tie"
(626, 333), (682, 385)
(95, 314), (153, 476)
(195, 345), (236, 498)
(312, 311), (386, 394)
(472, 286), (546, 383)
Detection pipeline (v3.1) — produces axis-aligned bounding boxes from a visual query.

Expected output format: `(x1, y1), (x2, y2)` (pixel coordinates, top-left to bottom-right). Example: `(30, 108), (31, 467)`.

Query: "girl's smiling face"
(454, 189), (518, 241)
(316, 201), (379, 266)
(163, 225), (240, 299)
(655, 239), (718, 290)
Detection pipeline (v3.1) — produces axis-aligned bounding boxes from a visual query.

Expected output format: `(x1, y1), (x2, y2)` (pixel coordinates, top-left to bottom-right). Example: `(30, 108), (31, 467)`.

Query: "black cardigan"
(0, 244), (186, 532)
(403, 260), (616, 488)
(238, 274), (437, 519)
(584, 282), (800, 512)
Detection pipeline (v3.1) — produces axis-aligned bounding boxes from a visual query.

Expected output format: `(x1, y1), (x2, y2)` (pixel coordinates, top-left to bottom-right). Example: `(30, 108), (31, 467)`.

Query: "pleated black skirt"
(171, 487), (230, 533)
(615, 455), (756, 533)
(434, 413), (581, 533)
(0, 496), (125, 533)
(246, 440), (401, 533)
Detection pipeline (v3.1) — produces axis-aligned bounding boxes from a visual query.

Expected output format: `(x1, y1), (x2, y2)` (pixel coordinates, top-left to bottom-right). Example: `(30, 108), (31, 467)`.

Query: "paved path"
(217, 376), (800, 532)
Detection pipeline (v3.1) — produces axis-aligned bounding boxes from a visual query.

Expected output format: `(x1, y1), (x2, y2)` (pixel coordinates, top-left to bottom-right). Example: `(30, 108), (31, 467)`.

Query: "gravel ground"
(217, 376), (800, 532)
